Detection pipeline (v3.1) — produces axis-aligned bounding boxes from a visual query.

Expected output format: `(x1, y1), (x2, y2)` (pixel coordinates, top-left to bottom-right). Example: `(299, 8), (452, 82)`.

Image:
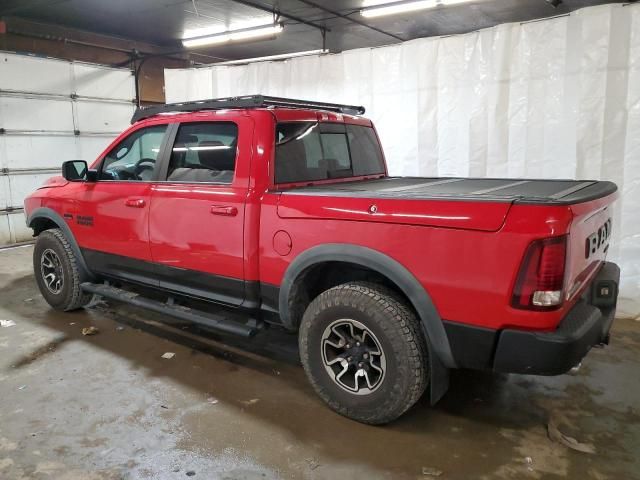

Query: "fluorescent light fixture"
(361, 0), (473, 18)
(214, 49), (329, 66)
(182, 23), (283, 48)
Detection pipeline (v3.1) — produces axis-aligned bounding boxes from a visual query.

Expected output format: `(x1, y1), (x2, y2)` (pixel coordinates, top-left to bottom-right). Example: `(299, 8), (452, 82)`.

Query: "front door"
(71, 123), (169, 284)
(149, 118), (251, 305)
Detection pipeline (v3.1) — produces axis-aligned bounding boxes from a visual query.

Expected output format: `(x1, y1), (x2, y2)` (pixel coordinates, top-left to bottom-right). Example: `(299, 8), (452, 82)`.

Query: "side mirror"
(62, 160), (97, 182)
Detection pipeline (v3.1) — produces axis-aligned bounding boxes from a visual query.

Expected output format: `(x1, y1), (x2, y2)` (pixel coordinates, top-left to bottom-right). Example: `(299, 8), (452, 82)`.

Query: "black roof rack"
(131, 94), (366, 123)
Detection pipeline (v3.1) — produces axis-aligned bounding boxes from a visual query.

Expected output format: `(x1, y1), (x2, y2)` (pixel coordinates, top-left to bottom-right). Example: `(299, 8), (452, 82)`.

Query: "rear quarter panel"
(260, 193), (578, 331)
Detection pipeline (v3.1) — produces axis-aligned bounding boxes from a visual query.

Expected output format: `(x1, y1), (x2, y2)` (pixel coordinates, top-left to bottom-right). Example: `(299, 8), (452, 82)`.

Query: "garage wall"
(0, 52), (135, 244)
(165, 3), (639, 318)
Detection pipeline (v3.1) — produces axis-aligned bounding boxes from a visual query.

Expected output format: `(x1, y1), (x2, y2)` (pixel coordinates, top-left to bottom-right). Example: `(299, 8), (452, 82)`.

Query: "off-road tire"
(299, 281), (429, 424)
(33, 228), (93, 311)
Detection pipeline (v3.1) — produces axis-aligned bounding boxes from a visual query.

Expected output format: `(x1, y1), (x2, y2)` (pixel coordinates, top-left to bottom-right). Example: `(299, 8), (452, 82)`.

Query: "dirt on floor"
(0, 245), (639, 480)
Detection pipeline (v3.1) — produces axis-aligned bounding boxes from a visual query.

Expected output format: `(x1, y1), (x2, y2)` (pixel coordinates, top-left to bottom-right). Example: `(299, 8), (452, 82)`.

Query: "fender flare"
(278, 243), (456, 369)
(27, 207), (94, 280)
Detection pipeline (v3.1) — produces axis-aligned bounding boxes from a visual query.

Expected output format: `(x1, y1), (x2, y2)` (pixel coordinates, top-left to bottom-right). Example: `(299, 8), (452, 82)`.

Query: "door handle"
(210, 205), (238, 216)
(125, 198), (146, 208)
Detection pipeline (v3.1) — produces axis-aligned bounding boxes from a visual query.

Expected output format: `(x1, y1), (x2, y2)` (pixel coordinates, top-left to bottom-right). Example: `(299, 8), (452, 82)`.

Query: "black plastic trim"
(280, 177), (618, 206)
(154, 261), (245, 307)
(27, 207), (94, 280)
(81, 248), (158, 287)
(80, 248), (254, 308)
(260, 282), (280, 313)
(493, 261), (619, 375)
(155, 122), (179, 182)
(81, 282), (258, 337)
(443, 321), (499, 370)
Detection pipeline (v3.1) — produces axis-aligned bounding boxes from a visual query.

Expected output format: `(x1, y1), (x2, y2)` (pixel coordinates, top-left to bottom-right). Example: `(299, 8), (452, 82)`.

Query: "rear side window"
(167, 122), (238, 184)
(275, 122), (385, 184)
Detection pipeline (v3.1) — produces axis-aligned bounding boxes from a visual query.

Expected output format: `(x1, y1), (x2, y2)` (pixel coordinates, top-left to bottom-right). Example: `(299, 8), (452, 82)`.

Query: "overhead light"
(361, 0), (473, 18)
(214, 49), (329, 66)
(182, 23), (283, 48)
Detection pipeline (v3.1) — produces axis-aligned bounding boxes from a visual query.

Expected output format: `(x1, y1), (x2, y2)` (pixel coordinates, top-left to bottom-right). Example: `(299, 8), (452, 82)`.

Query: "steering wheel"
(134, 158), (156, 179)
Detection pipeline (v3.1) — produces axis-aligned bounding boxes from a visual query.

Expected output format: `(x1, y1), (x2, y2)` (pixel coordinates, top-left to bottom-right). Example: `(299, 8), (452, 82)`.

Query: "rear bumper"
(445, 261), (620, 375)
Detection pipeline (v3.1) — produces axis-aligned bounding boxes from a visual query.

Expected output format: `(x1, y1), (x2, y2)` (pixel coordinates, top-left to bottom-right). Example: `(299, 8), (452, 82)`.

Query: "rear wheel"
(33, 229), (93, 311)
(299, 282), (429, 424)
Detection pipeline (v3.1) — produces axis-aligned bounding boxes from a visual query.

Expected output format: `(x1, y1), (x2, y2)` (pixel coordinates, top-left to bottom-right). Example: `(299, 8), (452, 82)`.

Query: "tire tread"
(299, 281), (429, 424)
(35, 228), (92, 311)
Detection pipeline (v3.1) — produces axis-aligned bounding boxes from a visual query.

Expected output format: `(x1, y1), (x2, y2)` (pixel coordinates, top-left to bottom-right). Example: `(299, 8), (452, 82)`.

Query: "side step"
(81, 282), (260, 338)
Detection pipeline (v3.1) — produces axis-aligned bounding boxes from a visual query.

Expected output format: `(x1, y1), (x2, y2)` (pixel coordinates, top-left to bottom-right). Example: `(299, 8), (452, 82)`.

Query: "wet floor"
(0, 245), (639, 479)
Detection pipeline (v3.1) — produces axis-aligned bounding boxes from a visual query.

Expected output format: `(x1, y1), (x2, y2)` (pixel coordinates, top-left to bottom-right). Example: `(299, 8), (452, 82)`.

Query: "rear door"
(148, 116), (253, 305)
(71, 123), (170, 284)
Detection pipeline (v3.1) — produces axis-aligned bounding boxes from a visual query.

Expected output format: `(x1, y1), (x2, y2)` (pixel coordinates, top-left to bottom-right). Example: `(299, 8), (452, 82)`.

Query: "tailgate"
(565, 194), (617, 302)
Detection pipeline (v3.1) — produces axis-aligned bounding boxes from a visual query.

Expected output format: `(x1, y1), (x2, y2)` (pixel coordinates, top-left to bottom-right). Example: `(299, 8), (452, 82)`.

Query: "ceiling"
(0, 0), (626, 62)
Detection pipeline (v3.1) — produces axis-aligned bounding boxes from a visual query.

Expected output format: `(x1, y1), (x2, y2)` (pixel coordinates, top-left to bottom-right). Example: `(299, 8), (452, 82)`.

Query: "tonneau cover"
(281, 177), (617, 205)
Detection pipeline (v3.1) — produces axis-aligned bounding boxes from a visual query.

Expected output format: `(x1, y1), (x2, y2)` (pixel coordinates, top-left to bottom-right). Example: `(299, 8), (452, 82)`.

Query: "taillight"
(511, 236), (567, 310)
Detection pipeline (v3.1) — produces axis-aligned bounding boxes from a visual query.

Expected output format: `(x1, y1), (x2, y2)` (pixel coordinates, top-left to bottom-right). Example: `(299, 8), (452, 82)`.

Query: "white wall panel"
(8, 173), (58, 207)
(0, 176), (9, 209)
(0, 52), (134, 246)
(8, 212), (31, 243)
(73, 64), (134, 101)
(165, 3), (640, 317)
(75, 101), (133, 133)
(77, 136), (114, 162)
(165, 68), (212, 103)
(0, 97), (75, 131)
(0, 53), (72, 95)
(0, 216), (11, 245)
(1, 136), (78, 169)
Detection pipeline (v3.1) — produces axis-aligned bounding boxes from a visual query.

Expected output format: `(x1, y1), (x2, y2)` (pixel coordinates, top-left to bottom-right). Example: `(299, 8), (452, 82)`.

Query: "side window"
(166, 122), (238, 184)
(100, 125), (167, 181)
(275, 122), (354, 183)
(321, 132), (351, 173)
(275, 123), (325, 183)
(346, 125), (385, 176)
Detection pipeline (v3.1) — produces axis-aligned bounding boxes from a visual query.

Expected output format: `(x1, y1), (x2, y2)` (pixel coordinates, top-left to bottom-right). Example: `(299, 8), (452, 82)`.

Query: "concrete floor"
(0, 246), (639, 480)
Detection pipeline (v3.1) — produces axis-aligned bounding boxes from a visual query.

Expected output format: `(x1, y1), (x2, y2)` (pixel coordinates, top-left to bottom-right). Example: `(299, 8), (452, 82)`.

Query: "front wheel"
(33, 228), (93, 311)
(299, 282), (429, 424)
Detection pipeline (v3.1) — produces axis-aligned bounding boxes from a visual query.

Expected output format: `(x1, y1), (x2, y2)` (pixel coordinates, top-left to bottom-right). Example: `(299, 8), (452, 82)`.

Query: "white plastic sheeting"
(165, 3), (639, 317)
(0, 52), (135, 244)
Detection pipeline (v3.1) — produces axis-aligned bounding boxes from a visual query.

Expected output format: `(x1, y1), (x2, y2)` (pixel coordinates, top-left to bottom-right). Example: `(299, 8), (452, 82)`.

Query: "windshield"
(275, 122), (385, 184)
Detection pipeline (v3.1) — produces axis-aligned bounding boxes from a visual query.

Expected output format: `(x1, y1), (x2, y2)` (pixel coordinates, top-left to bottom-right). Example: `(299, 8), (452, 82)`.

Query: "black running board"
(81, 282), (260, 338)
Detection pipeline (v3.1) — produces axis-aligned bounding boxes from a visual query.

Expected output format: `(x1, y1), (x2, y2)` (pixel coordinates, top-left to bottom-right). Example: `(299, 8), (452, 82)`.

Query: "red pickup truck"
(24, 95), (619, 424)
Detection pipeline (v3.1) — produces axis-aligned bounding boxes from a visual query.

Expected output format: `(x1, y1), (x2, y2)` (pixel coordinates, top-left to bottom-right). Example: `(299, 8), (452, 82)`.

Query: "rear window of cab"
(275, 122), (385, 184)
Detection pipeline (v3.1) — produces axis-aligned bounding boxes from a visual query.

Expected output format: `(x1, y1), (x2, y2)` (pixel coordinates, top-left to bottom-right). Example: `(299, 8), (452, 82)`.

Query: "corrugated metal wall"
(0, 51), (135, 244)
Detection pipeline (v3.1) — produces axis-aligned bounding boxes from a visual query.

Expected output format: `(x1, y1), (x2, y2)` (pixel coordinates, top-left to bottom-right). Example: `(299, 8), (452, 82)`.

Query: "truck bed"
(281, 177), (617, 205)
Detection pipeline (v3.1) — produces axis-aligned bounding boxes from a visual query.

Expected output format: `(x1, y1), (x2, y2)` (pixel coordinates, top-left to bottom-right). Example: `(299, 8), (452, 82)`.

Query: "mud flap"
(429, 347), (450, 405)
